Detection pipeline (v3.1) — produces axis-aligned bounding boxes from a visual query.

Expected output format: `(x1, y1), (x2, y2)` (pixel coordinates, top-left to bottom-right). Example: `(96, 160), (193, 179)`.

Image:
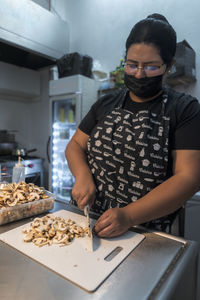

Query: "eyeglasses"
(124, 62), (165, 76)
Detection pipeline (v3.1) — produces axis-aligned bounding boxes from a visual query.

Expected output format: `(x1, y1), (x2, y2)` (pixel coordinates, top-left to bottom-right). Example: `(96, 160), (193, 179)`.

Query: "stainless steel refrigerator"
(48, 75), (98, 202)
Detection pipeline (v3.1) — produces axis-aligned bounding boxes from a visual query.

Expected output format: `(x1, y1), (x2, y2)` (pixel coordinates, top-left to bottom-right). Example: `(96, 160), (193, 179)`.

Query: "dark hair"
(125, 13), (177, 65)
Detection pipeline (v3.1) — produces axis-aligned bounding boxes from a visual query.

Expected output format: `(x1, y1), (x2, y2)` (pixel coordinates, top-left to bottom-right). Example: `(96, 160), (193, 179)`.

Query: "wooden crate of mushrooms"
(0, 181), (55, 225)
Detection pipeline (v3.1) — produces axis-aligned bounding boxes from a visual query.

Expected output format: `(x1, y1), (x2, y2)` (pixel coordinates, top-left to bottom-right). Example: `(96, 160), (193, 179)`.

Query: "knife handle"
(84, 205), (89, 216)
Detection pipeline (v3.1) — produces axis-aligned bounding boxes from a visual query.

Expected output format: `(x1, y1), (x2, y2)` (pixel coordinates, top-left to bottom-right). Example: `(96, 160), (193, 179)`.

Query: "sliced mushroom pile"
(22, 214), (90, 247)
(0, 181), (49, 208)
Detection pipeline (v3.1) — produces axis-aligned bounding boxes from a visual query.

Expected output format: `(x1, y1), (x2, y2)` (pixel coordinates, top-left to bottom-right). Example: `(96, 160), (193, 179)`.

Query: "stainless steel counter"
(0, 202), (199, 300)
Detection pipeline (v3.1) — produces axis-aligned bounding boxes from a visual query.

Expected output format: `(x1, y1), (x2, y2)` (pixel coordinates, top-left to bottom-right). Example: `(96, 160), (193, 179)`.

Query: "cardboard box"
(166, 40), (196, 86)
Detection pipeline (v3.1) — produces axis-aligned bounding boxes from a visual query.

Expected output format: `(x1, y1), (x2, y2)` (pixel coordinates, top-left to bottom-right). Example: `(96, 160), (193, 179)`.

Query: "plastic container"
(0, 190), (55, 225)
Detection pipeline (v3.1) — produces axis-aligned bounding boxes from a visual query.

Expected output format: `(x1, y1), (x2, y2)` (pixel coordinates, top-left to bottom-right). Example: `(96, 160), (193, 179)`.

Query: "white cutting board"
(0, 210), (145, 292)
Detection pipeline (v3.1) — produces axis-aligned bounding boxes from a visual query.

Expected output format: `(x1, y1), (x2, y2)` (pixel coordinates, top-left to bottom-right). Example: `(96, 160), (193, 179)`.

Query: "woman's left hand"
(93, 207), (132, 238)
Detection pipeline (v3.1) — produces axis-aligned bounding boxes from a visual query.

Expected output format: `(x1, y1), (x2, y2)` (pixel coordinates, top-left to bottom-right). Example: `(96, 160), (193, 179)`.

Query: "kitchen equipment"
(49, 75), (98, 202)
(84, 205), (93, 252)
(0, 130), (18, 155)
(0, 130), (16, 143)
(0, 155), (44, 187)
(0, 142), (18, 155)
(13, 148), (37, 157)
(0, 172), (12, 187)
(0, 210), (145, 292)
(0, 0), (69, 70)
(182, 192), (200, 299)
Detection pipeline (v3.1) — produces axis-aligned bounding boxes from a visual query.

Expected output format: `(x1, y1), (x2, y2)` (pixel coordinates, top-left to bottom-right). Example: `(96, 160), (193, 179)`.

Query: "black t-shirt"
(78, 88), (200, 231)
(79, 88), (200, 151)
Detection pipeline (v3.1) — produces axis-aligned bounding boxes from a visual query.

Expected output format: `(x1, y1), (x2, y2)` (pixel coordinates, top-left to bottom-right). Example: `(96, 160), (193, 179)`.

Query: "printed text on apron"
(87, 93), (170, 215)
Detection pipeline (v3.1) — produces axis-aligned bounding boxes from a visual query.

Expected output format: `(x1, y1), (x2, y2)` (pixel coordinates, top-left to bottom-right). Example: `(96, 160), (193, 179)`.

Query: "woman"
(66, 13), (200, 237)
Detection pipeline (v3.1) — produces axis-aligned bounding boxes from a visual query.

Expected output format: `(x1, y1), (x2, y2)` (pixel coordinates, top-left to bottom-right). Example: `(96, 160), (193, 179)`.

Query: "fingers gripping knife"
(84, 205), (93, 252)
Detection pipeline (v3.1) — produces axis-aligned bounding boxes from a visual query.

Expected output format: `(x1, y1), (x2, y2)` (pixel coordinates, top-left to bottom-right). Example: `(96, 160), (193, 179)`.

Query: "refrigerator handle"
(47, 135), (51, 163)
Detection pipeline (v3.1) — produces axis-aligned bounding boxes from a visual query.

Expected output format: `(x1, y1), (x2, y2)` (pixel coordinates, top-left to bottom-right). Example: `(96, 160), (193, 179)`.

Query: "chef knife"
(84, 205), (93, 252)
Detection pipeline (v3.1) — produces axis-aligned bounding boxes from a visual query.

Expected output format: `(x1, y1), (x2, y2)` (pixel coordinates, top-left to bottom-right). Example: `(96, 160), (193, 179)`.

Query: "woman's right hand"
(72, 174), (96, 210)
(65, 128), (96, 210)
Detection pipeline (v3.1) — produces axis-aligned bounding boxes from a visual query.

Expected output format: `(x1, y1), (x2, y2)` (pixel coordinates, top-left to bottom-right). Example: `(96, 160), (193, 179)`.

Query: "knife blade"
(84, 205), (93, 252)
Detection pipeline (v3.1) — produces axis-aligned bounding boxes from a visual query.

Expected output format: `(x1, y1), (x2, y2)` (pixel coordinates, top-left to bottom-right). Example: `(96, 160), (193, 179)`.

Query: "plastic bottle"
(59, 106), (66, 123)
(67, 108), (75, 123)
(12, 156), (25, 183)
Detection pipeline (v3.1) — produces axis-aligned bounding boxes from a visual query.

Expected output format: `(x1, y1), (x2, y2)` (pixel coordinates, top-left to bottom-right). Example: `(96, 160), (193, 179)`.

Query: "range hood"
(0, 0), (69, 70)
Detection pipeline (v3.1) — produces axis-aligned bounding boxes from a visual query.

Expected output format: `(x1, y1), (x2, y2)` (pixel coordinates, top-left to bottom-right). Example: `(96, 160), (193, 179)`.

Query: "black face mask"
(124, 73), (163, 99)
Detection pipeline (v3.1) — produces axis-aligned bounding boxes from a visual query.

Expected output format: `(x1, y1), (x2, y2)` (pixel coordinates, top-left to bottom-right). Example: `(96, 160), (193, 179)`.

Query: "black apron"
(86, 92), (178, 231)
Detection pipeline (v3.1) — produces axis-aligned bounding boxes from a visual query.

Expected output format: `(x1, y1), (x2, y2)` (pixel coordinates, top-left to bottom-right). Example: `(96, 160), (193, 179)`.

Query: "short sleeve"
(173, 100), (200, 150)
(78, 89), (127, 136)
(78, 104), (98, 135)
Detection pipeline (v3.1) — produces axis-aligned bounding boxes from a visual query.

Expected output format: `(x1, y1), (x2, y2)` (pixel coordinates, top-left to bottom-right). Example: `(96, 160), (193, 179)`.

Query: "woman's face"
(125, 43), (167, 78)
